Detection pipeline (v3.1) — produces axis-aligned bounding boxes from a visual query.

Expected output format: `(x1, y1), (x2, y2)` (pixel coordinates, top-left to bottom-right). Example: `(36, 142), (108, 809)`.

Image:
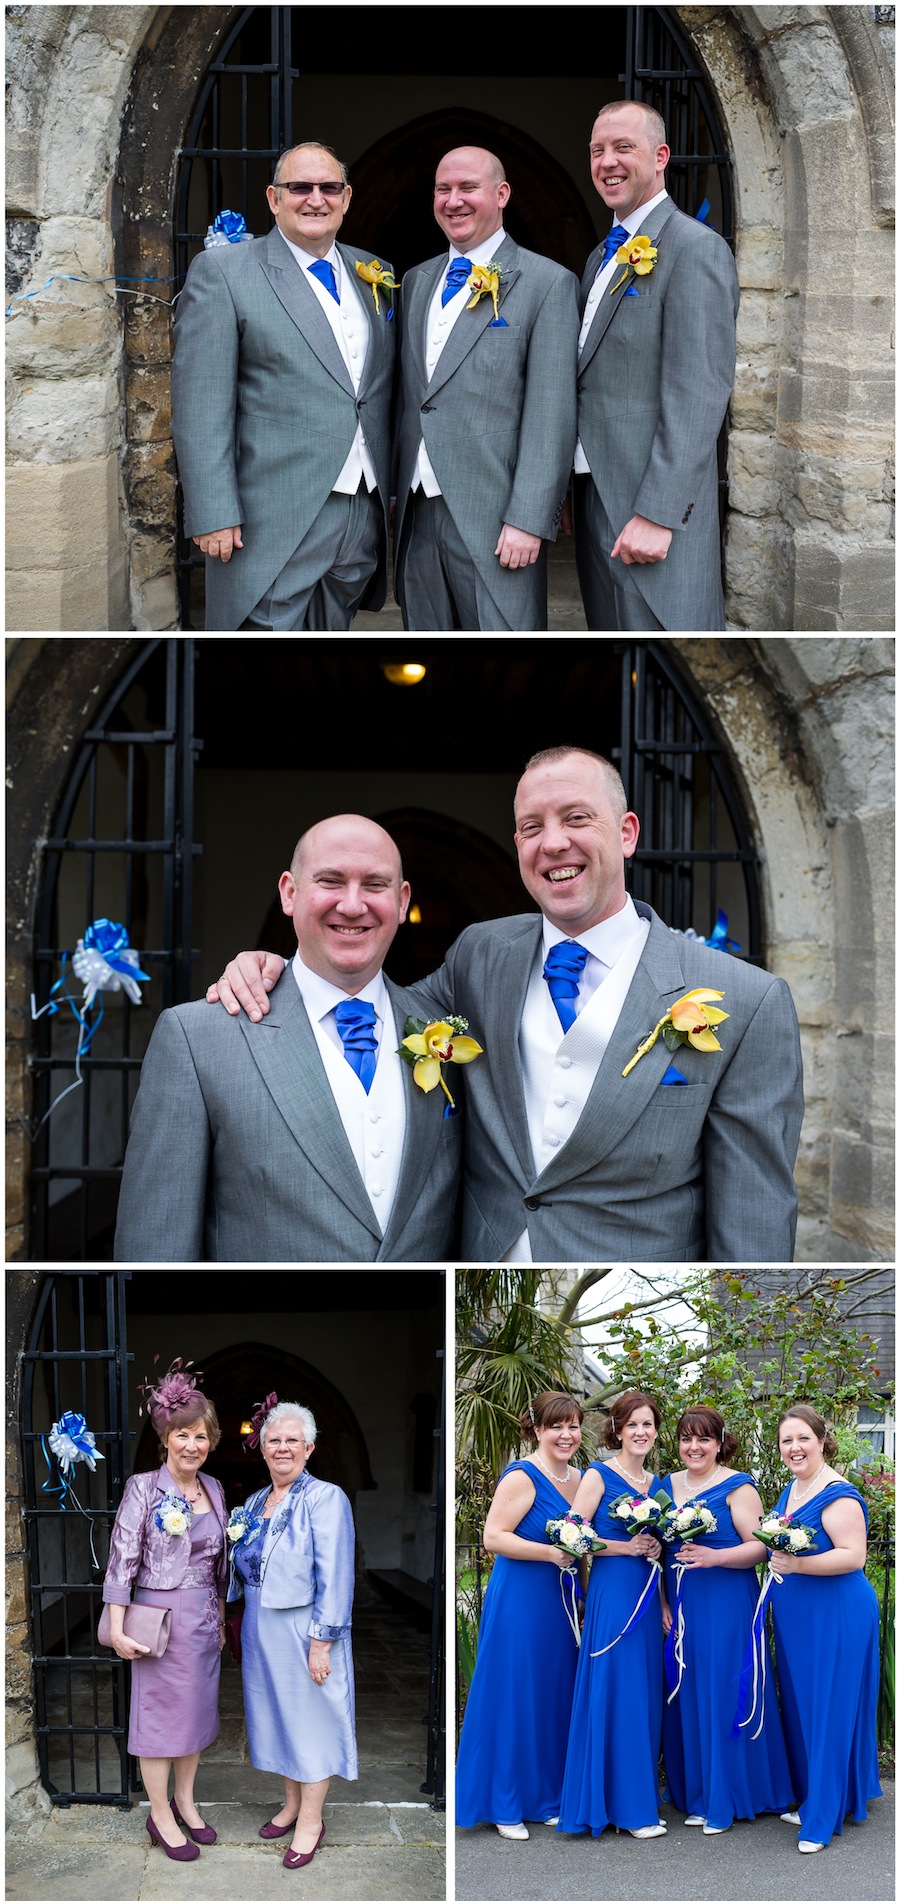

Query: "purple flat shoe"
(259, 1816), (298, 1839)
(283, 1821), (326, 1868)
(146, 1815), (200, 1861)
(171, 1797), (217, 1844)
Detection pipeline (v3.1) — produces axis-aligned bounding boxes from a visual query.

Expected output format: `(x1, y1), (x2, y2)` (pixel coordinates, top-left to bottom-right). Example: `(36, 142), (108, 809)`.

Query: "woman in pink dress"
(102, 1361), (228, 1861)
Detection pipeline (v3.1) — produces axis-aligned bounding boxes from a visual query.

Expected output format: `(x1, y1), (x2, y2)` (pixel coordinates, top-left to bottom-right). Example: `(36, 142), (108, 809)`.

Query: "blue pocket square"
(443, 1101), (460, 1118)
(625, 284), (640, 297)
(660, 1064), (688, 1086)
(490, 316), (508, 327)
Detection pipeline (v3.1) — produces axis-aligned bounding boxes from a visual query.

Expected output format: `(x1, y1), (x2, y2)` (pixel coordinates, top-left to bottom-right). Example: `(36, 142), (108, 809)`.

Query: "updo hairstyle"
(518, 1392), (584, 1443)
(602, 1389), (661, 1449)
(676, 1404), (739, 1465)
(778, 1403), (838, 1461)
(259, 1400), (318, 1451)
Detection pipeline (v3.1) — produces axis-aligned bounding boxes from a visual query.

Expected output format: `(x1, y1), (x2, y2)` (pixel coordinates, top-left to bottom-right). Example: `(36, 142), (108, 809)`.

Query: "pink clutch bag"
(97, 1602), (172, 1658)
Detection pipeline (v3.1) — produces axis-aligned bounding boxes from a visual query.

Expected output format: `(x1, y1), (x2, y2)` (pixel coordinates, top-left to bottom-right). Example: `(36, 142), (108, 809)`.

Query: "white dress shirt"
(278, 230), (378, 494)
(574, 189), (669, 474)
(502, 895), (650, 1261)
(290, 953), (406, 1232)
(412, 225), (506, 497)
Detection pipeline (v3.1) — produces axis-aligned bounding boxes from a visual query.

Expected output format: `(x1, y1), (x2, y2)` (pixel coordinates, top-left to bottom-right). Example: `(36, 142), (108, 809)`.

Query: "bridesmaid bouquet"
(756, 1511), (818, 1555)
(155, 1489), (193, 1537)
(608, 1492), (670, 1537)
(661, 1500), (718, 1543)
(546, 1512), (607, 1560)
(226, 1505), (263, 1548)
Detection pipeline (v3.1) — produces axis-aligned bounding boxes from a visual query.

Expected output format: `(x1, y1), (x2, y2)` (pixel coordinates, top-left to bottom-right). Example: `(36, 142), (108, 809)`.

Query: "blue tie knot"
(334, 999), (378, 1092)
(309, 257), (340, 303)
(601, 223), (630, 267)
(442, 257), (472, 306)
(543, 940), (589, 1035)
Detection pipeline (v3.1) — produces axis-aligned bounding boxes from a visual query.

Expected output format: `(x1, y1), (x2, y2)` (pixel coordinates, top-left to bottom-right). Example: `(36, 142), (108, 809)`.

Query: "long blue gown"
(660, 1471), (794, 1828)
(770, 1479), (882, 1846)
(558, 1463), (664, 1835)
(455, 1462), (580, 1826)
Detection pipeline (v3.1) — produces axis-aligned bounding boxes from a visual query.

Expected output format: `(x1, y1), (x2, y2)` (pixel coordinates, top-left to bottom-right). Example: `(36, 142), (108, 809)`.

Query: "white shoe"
(703, 1823), (731, 1835)
(684, 1815), (706, 1826)
(624, 1824), (667, 1839)
(798, 1841), (826, 1854)
(495, 1823), (529, 1840)
(780, 1811), (801, 1825)
(541, 1818), (560, 1827)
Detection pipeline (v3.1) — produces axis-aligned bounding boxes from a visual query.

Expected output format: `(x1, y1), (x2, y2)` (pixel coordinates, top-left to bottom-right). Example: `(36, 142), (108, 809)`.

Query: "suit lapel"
(238, 972), (383, 1242)
(337, 242), (390, 397)
(425, 235), (521, 397)
(578, 201), (676, 374)
(481, 917), (544, 1184)
(259, 228), (354, 396)
(377, 980), (453, 1254)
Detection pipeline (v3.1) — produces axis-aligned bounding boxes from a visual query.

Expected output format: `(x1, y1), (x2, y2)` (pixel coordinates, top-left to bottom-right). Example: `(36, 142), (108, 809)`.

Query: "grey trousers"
(242, 489), (382, 631)
(398, 492), (547, 632)
(573, 475), (665, 632)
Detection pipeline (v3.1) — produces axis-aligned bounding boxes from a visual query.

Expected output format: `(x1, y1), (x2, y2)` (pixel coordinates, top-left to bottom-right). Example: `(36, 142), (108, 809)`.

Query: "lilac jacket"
(229, 1472), (355, 1637)
(102, 1463), (228, 1606)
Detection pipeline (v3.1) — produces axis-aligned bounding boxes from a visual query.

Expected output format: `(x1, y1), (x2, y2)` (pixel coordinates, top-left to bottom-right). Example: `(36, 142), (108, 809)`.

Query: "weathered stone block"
(132, 570), (179, 633)
(6, 458), (120, 570)
(123, 297), (173, 366)
(124, 365), (172, 445)
(7, 374), (119, 464)
(730, 361), (779, 430)
(125, 439), (176, 527)
(735, 227), (783, 292)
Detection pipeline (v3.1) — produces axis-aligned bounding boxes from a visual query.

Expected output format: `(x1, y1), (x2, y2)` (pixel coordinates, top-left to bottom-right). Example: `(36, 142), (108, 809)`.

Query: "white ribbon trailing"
(665, 1561), (687, 1703)
(733, 1565), (782, 1741)
(559, 1566), (582, 1645)
(590, 1559), (662, 1658)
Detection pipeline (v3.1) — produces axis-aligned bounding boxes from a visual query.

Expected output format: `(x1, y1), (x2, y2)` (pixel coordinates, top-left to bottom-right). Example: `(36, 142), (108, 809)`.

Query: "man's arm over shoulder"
(703, 972), (803, 1263)
(633, 222), (739, 531)
(170, 248), (244, 538)
(505, 264), (580, 542)
(114, 1008), (213, 1262)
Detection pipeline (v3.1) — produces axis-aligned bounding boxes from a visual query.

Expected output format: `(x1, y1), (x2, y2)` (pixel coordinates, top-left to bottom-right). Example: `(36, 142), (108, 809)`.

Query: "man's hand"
(495, 524), (542, 569)
(611, 515), (672, 565)
(206, 951), (285, 1019)
(194, 526), (244, 562)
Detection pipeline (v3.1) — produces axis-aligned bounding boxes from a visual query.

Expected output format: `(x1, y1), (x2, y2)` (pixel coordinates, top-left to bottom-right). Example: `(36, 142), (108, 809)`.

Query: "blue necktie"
(309, 258), (339, 303)
(543, 941), (589, 1035)
(442, 257), (472, 306)
(601, 223), (630, 267)
(334, 999), (378, 1092)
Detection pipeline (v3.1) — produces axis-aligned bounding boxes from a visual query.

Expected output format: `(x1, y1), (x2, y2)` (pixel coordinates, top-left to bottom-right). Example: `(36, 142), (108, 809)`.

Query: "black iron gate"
(21, 1272), (136, 1805)
(423, 1345), (445, 1807)
(30, 640), (199, 1261)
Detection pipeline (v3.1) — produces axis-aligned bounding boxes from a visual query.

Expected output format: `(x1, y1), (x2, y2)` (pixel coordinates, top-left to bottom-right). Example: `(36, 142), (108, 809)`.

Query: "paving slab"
(6, 1841), (147, 1901)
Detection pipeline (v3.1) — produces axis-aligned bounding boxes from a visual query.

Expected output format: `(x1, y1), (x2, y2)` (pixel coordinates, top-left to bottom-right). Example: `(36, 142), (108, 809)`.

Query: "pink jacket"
(102, 1463), (228, 1606)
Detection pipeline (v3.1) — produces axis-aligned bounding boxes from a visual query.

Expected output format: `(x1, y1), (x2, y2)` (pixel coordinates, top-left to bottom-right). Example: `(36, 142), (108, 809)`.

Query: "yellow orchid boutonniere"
(355, 257), (398, 317)
(399, 1015), (484, 1111)
(609, 234), (658, 296)
(622, 989), (729, 1078)
(465, 261), (505, 324)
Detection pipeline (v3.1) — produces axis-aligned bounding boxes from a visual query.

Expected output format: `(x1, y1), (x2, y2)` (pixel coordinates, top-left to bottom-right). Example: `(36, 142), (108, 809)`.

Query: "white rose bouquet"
(662, 1500), (718, 1543)
(546, 1512), (607, 1561)
(226, 1505), (263, 1548)
(608, 1492), (669, 1538)
(755, 1512), (818, 1556)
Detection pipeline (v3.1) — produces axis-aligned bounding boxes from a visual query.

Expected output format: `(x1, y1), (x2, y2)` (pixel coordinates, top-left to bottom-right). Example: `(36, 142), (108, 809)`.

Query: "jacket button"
(524, 1197), (541, 1210)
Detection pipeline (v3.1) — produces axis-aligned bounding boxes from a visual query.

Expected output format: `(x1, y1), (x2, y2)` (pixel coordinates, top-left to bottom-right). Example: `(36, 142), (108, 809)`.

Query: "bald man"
(393, 146), (579, 631)
(113, 817), (461, 1261)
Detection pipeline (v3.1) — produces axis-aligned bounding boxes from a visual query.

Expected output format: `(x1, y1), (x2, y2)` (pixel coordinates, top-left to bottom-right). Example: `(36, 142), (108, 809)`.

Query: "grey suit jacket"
(393, 234), (579, 625)
(113, 970), (461, 1262)
(416, 903), (803, 1263)
(171, 228), (396, 630)
(577, 200), (739, 630)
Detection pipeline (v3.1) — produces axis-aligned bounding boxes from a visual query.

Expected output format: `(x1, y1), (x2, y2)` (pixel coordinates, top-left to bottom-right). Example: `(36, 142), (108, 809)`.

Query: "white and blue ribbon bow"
(41, 1411), (105, 1568)
(29, 919), (150, 1138)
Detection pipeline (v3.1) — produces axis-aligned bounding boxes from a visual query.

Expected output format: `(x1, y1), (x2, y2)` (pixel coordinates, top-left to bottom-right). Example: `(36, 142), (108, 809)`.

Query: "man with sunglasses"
(171, 142), (395, 630)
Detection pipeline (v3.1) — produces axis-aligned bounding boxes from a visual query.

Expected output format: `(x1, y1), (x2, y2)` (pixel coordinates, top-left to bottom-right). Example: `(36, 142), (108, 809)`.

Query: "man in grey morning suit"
(393, 147), (579, 631)
(212, 750), (804, 1264)
(114, 816), (461, 1262)
(574, 101), (739, 631)
(171, 142), (395, 631)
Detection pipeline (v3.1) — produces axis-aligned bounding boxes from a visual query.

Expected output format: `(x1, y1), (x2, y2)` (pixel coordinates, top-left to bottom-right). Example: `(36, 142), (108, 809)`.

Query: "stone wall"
(4, 5), (894, 632)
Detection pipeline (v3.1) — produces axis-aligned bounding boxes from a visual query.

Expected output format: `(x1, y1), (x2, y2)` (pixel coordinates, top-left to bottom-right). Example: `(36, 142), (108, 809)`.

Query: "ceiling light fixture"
(382, 663), (426, 686)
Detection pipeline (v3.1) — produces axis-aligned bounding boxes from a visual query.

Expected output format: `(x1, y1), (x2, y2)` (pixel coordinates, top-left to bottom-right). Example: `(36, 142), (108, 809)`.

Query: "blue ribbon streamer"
(41, 1436), (102, 1568)
(730, 1569), (779, 1738)
(590, 1558), (661, 1657)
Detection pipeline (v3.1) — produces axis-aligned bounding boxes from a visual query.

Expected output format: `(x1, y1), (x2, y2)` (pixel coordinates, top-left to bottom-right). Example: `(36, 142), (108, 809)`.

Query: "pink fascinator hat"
(139, 1356), (206, 1431)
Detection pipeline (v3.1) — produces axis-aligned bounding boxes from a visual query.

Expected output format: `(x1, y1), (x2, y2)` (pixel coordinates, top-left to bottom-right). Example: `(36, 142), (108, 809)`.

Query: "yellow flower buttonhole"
(355, 258), (398, 315)
(402, 1019), (484, 1109)
(609, 234), (658, 296)
(622, 987), (729, 1076)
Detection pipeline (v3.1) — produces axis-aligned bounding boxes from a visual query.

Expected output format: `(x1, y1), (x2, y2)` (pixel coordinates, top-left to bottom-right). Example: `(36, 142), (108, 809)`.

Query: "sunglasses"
(274, 180), (346, 197)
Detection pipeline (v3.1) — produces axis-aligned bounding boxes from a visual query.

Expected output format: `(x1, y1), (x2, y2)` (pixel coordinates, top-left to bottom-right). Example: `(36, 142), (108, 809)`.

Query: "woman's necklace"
(790, 1461), (828, 1504)
(609, 1454), (652, 1493)
(178, 1474), (204, 1504)
(682, 1467), (718, 1497)
(531, 1451), (576, 1492)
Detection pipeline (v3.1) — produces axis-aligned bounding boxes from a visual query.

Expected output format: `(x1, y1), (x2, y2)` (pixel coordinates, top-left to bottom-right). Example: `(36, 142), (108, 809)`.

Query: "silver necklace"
(790, 1461), (827, 1504)
(682, 1467), (718, 1496)
(609, 1454), (652, 1493)
(532, 1451), (575, 1490)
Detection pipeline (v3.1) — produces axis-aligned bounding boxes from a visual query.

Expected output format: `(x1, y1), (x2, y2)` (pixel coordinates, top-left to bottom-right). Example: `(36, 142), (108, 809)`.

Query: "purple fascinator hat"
(138, 1356), (206, 1432)
(245, 1390), (279, 1450)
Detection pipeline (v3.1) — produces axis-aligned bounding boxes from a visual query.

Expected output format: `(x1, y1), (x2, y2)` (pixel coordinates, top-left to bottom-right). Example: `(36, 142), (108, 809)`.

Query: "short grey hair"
(594, 99), (667, 148)
(259, 1401), (318, 1450)
(515, 746), (629, 822)
(272, 142), (349, 188)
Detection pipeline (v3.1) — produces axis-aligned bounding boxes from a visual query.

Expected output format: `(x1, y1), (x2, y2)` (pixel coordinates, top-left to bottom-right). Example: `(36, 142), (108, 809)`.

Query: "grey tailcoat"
(576, 201), (739, 630)
(416, 903), (803, 1262)
(113, 970), (461, 1262)
(393, 234), (579, 626)
(170, 229), (396, 631)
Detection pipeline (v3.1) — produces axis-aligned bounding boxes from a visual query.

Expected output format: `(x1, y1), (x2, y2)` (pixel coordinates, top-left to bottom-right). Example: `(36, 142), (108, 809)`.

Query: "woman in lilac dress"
(229, 1398), (357, 1871)
(102, 1361), (228, 1862)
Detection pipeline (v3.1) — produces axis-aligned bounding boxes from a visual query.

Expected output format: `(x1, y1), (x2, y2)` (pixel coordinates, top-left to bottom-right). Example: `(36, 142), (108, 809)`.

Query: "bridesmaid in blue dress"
(230, 1399), (357, 1871)
(768, 1405), (882, 1855)
(660, 1405), (794, 1834)
(456, 1392), (585, 1839)
(558, 1390), (666, 1840)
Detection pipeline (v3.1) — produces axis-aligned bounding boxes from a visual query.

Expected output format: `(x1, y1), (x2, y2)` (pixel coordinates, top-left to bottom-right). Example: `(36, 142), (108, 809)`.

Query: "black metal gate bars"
(21, 1272), (136, 1805)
